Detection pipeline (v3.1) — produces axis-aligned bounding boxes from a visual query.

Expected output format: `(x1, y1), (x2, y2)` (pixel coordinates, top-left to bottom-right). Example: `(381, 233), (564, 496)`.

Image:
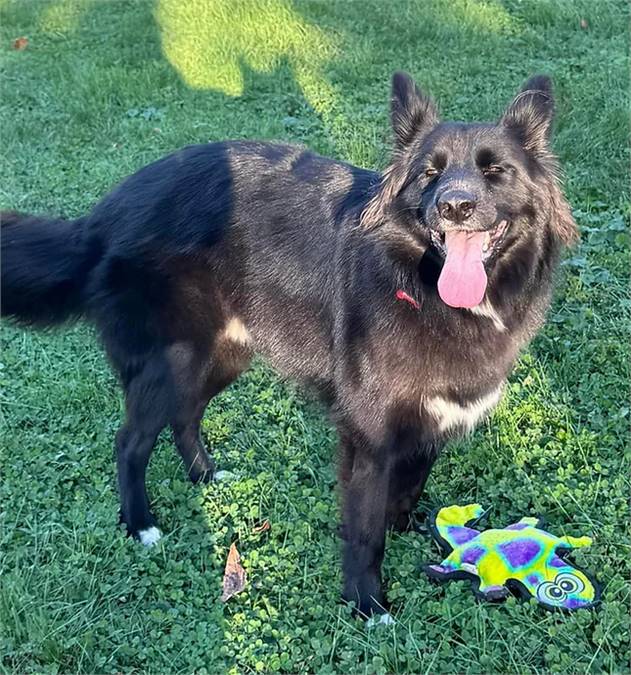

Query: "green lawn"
(0, 0), (629, 672)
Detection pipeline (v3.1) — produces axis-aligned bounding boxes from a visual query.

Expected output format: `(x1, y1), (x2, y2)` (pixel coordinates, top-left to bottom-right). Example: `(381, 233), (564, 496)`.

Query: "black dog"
(1, 73), (576, 617)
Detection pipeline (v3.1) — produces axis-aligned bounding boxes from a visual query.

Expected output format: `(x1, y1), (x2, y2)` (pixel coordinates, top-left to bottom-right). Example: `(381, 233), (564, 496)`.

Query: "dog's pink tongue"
(437, 231), (488, 308)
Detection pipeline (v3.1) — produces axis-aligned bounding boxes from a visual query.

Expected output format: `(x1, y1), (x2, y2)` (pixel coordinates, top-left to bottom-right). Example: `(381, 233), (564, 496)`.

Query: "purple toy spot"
(505, 523), (528, 530)
(498, 539), (542, 568)
(566, 598), (584, 610)
(549, 556), (566, 568)
(461, 546), (485, 565)
(448, 526), (479, 545)
(527, 574), (540, 586)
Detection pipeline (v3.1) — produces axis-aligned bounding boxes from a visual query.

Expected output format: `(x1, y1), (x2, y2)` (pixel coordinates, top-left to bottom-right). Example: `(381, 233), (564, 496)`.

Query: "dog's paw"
(138, 526), (162, 547)
(189, 468), (214, 484)
(366, 612), (396, 628)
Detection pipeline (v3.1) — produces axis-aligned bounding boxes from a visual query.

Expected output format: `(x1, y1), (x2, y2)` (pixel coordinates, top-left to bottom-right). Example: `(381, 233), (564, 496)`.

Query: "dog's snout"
(437, 190), (477, 222)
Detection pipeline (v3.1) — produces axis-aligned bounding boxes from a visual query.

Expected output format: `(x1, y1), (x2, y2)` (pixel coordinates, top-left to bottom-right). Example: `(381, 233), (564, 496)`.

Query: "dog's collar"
(395, 289), (421, 310)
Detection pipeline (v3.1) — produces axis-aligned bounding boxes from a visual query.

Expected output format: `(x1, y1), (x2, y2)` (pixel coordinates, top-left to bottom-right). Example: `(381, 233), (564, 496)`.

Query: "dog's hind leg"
(172, 405), (214, 484)
(115, 355), (173, 545)
(169, 338), (252, 484)
(168, 343), (216, 484)
(116, 423), (163, 545)
(114, 340), (249, 542)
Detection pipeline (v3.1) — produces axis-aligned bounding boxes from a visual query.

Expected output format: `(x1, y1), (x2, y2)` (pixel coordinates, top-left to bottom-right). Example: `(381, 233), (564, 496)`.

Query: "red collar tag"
(395, 289), (421, 310)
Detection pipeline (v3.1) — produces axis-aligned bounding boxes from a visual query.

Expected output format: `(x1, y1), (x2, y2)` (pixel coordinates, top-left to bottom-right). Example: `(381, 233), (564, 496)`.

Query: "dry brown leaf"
(12, 37), (29, 50)
(252, 520), (270, 534)
(220, 542), (247, 602)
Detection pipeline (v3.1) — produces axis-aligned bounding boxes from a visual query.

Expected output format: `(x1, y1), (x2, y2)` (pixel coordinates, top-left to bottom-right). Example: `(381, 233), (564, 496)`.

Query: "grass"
(0, 0), (629, 672)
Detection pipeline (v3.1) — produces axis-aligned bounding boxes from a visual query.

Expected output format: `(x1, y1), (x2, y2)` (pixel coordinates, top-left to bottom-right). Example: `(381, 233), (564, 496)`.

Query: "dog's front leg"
(340, 447), (391, 618)
(386, 442), (440, 532)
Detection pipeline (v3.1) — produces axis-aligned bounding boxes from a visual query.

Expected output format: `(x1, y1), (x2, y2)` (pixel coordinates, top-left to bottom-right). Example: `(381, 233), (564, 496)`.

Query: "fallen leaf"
(220, 542), (247, 602)
(252, 520), (270, 534)
(12, 37), (29, 50)
(580, 18), (589, 29)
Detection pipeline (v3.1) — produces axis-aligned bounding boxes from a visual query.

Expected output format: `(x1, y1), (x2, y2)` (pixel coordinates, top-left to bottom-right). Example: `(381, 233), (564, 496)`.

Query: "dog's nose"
(437, 191), (477, 222)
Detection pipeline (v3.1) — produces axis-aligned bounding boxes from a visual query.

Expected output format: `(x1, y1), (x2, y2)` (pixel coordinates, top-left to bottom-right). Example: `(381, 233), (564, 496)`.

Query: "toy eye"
(555, 573), (584, 594)
(536, 581), (566, 604)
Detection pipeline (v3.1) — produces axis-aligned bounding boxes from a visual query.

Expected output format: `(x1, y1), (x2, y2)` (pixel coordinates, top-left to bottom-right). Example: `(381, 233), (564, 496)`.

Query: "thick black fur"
(1, 73), (577, 617)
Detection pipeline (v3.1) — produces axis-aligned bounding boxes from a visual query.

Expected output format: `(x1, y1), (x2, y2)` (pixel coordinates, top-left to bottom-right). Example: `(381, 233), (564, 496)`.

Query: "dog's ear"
(503, 76), (578, 246)
(391, 72), (439, 149)
(501, 75), (554, 155)
(361, 73), (438, 228)
(548, 179), (579, 246)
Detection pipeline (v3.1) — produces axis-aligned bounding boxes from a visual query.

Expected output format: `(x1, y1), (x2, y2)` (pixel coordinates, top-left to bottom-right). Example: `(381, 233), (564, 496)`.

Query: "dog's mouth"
(427, 220), (509, 309)
(428, 219), (509, 261)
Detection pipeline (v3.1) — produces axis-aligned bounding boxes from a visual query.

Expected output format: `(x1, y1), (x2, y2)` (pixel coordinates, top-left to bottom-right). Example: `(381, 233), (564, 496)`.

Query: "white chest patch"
(425, 386), (503, 434)
(220, 318), (251, 346)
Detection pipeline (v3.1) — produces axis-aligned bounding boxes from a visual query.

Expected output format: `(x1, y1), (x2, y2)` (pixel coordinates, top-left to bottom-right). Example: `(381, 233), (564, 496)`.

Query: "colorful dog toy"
(425, 504), (599, 610)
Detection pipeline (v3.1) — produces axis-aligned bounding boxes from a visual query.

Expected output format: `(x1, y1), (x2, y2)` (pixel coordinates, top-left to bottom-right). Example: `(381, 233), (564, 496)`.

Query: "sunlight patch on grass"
(37, 0), (92, 35)
(450, 0), (515, 33)
(437, 0), (516, 34)
(155, 0), (337, 115)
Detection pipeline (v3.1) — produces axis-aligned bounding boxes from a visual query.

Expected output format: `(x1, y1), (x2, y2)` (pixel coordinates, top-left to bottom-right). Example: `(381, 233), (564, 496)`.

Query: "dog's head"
(362, 72), (578, 309)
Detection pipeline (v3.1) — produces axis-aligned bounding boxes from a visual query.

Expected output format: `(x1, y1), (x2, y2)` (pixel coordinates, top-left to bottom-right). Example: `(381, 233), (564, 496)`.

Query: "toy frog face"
(534, 568), (596, 609)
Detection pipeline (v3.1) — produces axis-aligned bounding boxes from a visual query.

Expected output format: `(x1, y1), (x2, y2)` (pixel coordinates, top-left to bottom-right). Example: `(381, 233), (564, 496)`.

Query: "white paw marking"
(378, 612), (396, 626)
(425, 386), (503, 433)
(468, 300), (507, 332)
(138, 526), (162, 547)
(220, 318), (251, 346)
(367, 612), (396, 628)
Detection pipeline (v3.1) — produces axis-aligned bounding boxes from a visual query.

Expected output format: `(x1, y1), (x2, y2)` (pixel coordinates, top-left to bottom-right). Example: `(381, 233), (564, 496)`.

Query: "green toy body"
(426, 504), (599, 610)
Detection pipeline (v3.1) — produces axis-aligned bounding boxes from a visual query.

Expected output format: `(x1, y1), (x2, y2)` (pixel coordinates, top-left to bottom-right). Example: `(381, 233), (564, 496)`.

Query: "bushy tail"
(1, 211), (96, 326)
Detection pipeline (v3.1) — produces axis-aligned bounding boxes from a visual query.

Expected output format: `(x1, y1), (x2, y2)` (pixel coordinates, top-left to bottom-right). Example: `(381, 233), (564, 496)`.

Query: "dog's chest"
(422, 386), (504, 435)
(383, 318), (515, 438)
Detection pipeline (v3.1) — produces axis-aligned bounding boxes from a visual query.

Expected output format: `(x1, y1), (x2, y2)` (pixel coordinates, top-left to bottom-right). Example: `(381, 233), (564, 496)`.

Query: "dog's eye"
(425, 168), (439, 178)
(483, 165), (504, 176)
